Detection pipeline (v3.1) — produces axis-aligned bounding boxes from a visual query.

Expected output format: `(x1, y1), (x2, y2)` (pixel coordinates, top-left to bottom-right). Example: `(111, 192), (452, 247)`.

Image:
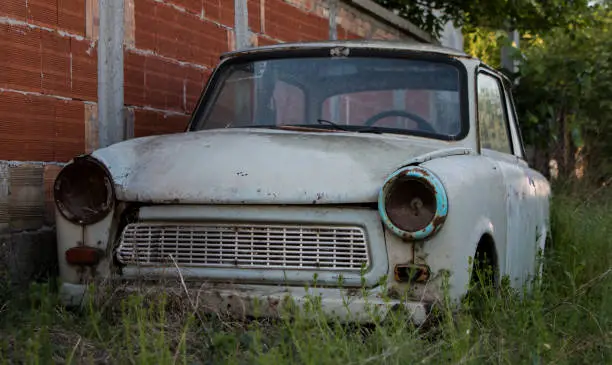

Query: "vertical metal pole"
(501, 29), (520, 76)
(329, 0), (340, 122)
(235, 0), (250, 50)
(393, 90), (406, 127)
(329, 0), (338, 40)
(98, 0), (125, 148)
(234, 0), (252, 125)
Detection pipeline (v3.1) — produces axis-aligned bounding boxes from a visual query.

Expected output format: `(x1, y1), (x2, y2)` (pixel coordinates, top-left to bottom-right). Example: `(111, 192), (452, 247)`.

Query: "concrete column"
(393, 90), (406, 127)
(234, 0), (250, 50)
(329, 0), (338, 40)
(97, 0), (125, 148)
(328, 0), (340, 122)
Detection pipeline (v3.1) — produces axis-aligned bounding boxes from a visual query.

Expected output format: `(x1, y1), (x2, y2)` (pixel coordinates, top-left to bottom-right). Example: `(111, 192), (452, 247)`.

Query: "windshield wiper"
(316, 119), (382, 134)
(316, 119), (350, 131)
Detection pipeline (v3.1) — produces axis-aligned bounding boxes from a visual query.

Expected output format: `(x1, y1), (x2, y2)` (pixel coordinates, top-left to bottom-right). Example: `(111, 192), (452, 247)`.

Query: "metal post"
(329, 0), (340, 122)
(98, 0), (125, 148)
(235, 0), (250, 50)
(329, 0), (338, 40)
(501, 29), (520, 75)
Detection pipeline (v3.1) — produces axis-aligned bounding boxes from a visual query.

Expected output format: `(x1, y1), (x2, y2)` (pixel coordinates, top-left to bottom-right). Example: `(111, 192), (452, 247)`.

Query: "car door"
(503, 78), (550, 282)
(476, 69), (539, 290)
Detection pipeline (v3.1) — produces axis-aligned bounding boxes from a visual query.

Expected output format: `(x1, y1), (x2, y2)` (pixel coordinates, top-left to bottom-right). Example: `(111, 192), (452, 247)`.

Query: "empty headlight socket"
(394, 263), (431, 283)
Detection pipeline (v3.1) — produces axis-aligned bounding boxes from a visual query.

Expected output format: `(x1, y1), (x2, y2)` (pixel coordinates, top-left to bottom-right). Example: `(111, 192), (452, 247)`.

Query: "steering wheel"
(363, 110), (435, 133)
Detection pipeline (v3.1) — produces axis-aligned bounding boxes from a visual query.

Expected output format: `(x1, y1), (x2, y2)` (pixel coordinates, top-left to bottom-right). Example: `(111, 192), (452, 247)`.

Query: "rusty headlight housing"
(54, 156), (115, 225)
(378, 166), (448, 241)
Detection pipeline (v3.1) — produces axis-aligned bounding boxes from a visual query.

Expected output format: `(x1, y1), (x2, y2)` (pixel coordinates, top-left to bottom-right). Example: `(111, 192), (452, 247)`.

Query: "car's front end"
(54, 41), (482, 325)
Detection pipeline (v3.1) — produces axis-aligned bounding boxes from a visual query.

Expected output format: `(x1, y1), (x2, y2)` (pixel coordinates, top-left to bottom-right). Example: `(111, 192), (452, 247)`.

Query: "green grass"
(1, 185), (611, 364)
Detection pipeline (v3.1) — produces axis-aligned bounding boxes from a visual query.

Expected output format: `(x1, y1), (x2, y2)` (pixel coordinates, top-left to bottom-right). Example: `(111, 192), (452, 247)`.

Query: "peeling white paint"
(86, 40), (97, 55)
(91, 129), (450, 204)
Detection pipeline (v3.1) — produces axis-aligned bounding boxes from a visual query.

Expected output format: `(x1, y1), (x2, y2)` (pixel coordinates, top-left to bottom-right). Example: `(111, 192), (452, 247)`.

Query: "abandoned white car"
(54, 40), (550, 324)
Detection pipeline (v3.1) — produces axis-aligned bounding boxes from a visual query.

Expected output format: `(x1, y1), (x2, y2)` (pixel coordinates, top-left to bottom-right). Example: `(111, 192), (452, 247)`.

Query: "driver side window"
(477, 73), (513, 154)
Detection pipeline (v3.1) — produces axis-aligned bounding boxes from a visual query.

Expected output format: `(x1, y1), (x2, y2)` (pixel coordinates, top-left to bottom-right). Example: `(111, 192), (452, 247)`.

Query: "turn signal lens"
(65, 246), (102, 266)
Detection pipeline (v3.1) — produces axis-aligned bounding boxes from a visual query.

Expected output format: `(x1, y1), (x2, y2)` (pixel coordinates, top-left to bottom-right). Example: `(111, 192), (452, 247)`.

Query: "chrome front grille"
(116, 223), (370, 271)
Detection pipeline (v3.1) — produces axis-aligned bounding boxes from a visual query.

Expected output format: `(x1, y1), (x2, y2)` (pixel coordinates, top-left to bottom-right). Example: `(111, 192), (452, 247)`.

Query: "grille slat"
(116, 223), (370, 271)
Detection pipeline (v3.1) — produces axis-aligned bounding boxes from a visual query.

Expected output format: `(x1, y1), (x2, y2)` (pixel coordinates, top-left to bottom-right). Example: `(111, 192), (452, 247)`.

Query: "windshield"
(191, 56), (467, 139)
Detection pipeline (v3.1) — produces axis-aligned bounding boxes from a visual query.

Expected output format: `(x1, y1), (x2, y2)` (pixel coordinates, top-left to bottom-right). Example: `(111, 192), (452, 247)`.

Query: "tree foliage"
(462, 26), (507, 69)
(373, 0), (589, 38)
(514, 5), (612, 181)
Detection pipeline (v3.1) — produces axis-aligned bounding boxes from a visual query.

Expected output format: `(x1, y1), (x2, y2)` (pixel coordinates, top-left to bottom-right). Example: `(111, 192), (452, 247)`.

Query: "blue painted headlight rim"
(378, 165), (448, 241)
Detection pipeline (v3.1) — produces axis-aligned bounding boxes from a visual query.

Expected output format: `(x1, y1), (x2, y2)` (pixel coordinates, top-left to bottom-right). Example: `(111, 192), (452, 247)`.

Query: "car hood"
(91, 128), (470, 204)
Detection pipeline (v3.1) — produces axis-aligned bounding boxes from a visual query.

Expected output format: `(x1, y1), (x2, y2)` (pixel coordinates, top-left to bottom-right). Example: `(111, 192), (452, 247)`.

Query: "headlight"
(378, 166), (448, 240)
(54, 156), (115, 225)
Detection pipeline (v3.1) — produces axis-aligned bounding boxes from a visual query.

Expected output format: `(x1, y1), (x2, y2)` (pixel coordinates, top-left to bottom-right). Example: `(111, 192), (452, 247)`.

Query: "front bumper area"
(59, 282), (431, 325)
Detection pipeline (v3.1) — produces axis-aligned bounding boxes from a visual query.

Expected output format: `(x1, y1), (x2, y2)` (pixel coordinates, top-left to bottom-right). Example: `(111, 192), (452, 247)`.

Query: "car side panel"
(482, 150), (539, 290)
(524, 165), (551, 278)
(419, 154), (508, 302)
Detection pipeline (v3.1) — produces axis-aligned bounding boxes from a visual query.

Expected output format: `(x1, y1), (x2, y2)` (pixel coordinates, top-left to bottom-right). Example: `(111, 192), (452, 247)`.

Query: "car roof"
(221, 39), (474, 60)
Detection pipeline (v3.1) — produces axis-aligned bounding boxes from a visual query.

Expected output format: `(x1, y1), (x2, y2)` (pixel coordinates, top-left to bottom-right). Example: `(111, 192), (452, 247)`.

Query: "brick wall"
(0, 0), (432, 283)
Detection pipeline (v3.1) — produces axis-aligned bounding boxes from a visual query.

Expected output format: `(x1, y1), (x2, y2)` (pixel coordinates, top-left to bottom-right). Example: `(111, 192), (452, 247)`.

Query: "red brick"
(264, 0), (327, 42)
(165, 64), (184, 111)
(133, 109), (189, 137)
(183, 15), (228, 65)
(184, 68), (209, 112)
(0, 0), (27, 19)
(155, 5), (181, 59)
(0, 92), (85, 162)
(168, 0), (201, 15)
(134, 0), (158, 51)
(0, 24), (42, 92)
(203, 0), (234, 26)
(27, 0), (59, 29)
(58, 0), (86, 36)
(54, 99), (86, 160)
(0, 23), (95, 100)
(247, 0), (261, 33)
(135, 0), (228, 66)
(299, 12), (328, 40)
(41, 32), (71, 96)
(138, 54), (202, 113)
(143, 56), (168, 109)
(124, 50), (146, 106)
(25, 0), (85, 35)
(257, 35), (279, 46)
(70, 39), (97, 101)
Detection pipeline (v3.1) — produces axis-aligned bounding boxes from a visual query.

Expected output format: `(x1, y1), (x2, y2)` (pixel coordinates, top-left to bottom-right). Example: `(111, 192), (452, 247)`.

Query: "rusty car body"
(53, 40), (551, 324)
